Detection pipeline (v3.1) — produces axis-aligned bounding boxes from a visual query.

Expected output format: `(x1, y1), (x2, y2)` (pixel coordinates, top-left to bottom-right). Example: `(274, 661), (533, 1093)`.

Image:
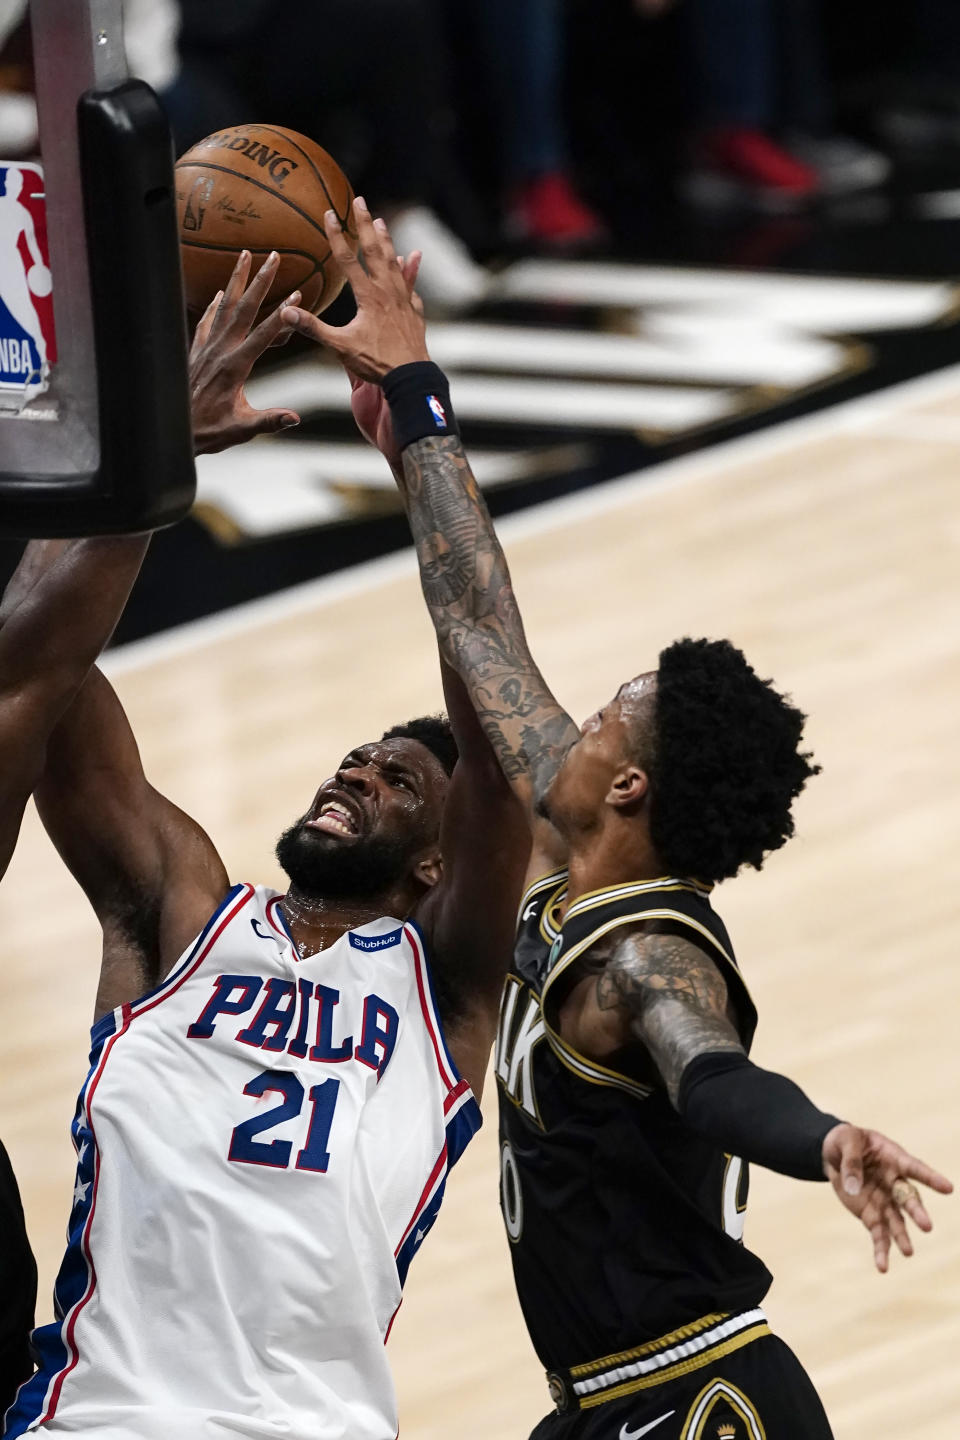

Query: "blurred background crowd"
(2, 0), (960, 309)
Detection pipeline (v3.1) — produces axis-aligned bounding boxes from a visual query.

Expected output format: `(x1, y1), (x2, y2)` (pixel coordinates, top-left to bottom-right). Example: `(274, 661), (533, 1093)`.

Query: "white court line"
(104, 359), (960, 679)
(494, 260), (957, 331)
(247, 361), (737, 432)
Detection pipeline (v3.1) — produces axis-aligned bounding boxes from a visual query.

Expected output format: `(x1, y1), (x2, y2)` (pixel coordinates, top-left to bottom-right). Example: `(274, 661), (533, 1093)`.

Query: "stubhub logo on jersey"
(349, 927), (403, 952)
(187, 972), (400, 1079)
(0, 162), (56, 405)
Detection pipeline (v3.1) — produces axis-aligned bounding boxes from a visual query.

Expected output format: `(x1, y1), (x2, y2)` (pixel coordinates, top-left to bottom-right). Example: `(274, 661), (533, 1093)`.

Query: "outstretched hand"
(347, 251), (423, 473)
(190, 250), (301, 455)
(281, 198), (429, 382)
(822, 1122), (953, 1273)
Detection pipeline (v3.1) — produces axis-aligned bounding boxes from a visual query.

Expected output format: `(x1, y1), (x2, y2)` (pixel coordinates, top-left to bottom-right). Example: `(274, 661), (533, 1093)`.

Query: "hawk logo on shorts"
(0, 162), (56, 408)
(426, 394), (447, 429)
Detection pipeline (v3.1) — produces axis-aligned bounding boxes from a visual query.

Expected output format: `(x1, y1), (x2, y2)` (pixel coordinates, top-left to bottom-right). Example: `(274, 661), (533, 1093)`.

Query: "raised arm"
(397, 433), (579, 810)
(0, 534), (147, 880)
(418, 658), (530, 1098)
(316, 281), (530, 1098)
(283, 201), (577, 883)
(34, 663), (229, 1018)
(28, 253), (302, 1018)
(566, 925), (952, 1272)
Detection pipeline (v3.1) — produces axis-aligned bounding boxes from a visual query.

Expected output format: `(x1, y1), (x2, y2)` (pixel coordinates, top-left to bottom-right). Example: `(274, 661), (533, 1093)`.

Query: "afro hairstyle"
(647, 638), (819, 884)
(381, 715), (459, 777)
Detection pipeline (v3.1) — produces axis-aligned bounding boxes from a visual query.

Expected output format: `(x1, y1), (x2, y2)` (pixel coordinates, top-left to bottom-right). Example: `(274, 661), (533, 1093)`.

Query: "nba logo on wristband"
(427, 394), (447, 429)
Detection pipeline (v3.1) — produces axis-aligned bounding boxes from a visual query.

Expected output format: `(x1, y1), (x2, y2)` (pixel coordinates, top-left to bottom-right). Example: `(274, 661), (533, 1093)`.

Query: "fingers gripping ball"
(175, 124), (359, 316)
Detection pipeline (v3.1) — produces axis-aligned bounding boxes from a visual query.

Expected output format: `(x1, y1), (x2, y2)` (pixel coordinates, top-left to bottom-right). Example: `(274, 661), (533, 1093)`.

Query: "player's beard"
(275, 820), (413, 900)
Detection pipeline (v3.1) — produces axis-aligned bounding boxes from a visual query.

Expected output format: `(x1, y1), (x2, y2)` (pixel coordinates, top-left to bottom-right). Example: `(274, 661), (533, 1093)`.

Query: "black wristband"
(677, 1049), (841, 1182)
(382, 362), (458, 453)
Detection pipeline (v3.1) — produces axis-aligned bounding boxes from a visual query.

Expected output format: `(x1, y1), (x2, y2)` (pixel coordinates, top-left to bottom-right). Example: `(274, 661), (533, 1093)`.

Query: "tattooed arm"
(398, 434), (579, 808)
(570, 924), (953, 1268)
(283, 200), (580, 819)
(562, 928), (744, 1103)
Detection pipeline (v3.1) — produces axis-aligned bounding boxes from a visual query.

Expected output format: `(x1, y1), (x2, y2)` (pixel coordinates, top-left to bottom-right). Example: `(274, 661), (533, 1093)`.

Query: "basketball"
(175, 124), (358, 316)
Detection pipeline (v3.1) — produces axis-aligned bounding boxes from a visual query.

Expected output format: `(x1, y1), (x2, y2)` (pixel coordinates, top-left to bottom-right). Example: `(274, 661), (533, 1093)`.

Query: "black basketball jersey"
(495, 871), (773, 1372)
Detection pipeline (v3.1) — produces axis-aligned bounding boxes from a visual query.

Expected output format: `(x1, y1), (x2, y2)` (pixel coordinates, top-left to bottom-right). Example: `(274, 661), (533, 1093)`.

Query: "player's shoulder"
(560, 875), (730, 964)
(550, 875), (756, 1048)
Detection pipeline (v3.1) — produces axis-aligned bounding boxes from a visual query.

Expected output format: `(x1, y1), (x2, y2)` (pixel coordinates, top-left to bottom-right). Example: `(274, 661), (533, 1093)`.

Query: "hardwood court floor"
(2, 366), (959, 1438)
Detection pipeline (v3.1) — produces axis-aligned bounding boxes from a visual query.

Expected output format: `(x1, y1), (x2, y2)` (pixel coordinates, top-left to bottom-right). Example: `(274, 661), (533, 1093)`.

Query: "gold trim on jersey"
(538, 904), (754, 1098)
(680, 1376), (768, 1440)
(564, 876), (713, 917)
(570, 1312), (727, 1378)
(516, 869), (567, 926)
(548, 907), (741, 983)
(539, 880), (568, 945)
(579, 1326), (769, 1408)
(545, 1028), (654, 1101)
(561, 1309), (771, 1410)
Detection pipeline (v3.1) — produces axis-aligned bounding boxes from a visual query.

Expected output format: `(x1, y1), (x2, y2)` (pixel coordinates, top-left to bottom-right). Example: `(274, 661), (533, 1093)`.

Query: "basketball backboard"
(0, 0), (195, 535)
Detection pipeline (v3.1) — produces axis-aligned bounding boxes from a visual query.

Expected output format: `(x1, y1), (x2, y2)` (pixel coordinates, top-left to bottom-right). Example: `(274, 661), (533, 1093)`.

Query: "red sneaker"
(506, 171), (606, 247)
(682, 127), (821, 211)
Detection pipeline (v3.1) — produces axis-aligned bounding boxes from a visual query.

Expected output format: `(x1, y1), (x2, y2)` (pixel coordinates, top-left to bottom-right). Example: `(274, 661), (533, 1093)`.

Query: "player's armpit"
(590, 928), (744, 1103)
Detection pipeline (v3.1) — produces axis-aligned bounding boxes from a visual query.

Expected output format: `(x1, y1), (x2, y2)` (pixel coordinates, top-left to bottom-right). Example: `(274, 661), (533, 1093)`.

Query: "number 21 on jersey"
(229, 1069), (340, 1173)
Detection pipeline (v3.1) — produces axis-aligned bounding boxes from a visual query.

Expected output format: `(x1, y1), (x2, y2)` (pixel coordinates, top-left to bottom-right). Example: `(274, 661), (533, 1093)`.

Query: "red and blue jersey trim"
(404, 918), (482, 1168)
(387, 922), (481, 1295)
(4, 884), (254, 1439)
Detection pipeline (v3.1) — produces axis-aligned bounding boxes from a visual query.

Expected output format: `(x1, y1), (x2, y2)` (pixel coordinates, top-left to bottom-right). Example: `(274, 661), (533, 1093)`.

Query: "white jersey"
(6, 884), (480, 1440)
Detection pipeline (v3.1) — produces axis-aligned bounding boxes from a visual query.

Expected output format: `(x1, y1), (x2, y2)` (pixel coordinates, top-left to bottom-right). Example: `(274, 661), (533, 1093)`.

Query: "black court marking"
(176, 162), (331, 241)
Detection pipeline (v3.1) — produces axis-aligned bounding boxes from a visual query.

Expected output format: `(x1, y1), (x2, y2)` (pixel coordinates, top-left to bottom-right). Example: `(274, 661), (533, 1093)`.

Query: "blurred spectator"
(165, 0), (492, 312)
(872, 2), (960, 155)
(471, 0), (605, 248)
(0, 0), (179, 156)
(677, 0), (890, 210)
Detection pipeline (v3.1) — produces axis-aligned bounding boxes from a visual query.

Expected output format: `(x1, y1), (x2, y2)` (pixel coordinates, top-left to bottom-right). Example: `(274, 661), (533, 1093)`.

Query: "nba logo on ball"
(0, 162), (56, 408)
(427, 394), (447, 429)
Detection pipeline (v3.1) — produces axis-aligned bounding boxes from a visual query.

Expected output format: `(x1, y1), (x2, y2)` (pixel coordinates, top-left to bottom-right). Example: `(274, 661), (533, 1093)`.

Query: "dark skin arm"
(34, 666), (229, 1018)
(284, 200), (575, 884)
(28, 253), (300, 1020)
(414, 658), (529, 1101)
(0, 533), (148, 882)
(563, 923), (952, 1272)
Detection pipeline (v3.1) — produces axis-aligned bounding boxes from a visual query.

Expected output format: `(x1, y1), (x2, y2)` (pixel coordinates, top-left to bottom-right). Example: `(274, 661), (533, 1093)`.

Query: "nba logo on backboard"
(427, 394), (447, 429)
(0, 162), (56, 410)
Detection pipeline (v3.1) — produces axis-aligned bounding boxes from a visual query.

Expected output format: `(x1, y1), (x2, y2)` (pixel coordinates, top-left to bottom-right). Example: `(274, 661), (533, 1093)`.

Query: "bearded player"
(0, 244), (299, 1422)
(2, 250), (528, 1440)
(284, 197), (953, 1440)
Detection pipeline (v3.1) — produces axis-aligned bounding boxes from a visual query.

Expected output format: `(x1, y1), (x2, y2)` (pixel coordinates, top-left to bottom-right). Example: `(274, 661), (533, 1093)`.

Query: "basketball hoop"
(0, 0), (195, 535)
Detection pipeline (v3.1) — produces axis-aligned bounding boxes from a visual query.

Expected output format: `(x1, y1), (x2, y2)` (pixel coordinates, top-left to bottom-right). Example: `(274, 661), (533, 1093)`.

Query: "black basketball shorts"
(530, 1333), (833, 1440)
